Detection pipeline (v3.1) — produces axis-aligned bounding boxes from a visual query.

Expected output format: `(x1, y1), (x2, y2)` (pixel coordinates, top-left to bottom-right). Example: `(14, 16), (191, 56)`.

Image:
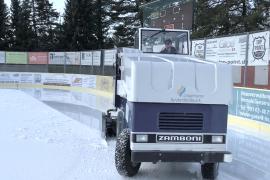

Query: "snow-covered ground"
(0, 89), (269, 180)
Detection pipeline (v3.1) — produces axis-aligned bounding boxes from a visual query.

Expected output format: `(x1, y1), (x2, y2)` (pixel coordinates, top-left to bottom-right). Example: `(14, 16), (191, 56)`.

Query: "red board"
(28, 52), (48, 64)
(236, 65), (270, 90)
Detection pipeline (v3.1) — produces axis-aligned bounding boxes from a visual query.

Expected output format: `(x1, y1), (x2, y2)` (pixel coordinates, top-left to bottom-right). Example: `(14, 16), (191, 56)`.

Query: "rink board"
(229, 87), (270, 124)
(228, 115), (270, 135)
(0, 72), (269, 133)
(0, 72), (114, 96)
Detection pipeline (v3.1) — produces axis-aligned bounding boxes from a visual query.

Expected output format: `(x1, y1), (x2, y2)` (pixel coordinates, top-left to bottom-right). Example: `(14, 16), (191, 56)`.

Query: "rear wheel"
(201, 163), (219, 179)
(115, 129), (141, 177)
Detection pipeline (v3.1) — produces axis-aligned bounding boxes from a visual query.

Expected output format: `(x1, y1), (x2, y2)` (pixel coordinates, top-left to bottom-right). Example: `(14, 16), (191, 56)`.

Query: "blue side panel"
(128, 102), (228, 133)
(229, 88), (270, 124)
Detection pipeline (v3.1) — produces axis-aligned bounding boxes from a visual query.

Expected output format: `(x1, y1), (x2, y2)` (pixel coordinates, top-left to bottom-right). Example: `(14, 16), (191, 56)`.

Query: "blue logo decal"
(177, 86), (186, 97)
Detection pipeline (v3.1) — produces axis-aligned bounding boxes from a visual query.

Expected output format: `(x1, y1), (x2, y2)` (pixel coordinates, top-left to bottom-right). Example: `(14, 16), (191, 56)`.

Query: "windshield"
(141, 29), (189, 55)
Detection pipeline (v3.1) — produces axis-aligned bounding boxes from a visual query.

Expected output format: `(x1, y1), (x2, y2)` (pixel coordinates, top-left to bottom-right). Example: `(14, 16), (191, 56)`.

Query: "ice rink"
(0, 89), (269, 180)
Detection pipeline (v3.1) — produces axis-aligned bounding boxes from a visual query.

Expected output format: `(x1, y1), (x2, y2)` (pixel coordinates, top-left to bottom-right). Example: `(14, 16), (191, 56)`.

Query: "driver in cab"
(160, 39), (177, 54)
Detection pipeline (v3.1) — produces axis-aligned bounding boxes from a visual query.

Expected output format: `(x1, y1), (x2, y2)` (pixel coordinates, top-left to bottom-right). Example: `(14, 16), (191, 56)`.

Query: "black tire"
(116, 110), (125, 137)
(201, 163), (219, 179)
(115, 129), (141, 177)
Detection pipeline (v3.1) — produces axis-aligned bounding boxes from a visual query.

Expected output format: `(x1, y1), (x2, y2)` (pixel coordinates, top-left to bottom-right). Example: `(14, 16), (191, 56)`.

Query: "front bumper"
(131, 151), (232, 163)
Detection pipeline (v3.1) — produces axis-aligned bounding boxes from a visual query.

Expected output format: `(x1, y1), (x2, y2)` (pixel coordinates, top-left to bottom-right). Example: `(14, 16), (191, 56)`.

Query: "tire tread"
(115, 129), (141, 177)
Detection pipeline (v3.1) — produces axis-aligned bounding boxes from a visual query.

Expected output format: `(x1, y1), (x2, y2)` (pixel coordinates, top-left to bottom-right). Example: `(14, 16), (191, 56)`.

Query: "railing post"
(64, 52), (66, 74)
(203, 38), (207, 59)
(102, 50), (105, 76)
(243, 33), (250, 87)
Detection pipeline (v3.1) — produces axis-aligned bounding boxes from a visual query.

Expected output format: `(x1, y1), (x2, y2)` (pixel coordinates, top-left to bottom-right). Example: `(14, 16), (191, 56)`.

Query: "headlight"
(224, 154), (233, 163)
(136, 135), (148, 143)
(212, 136), (224, 143)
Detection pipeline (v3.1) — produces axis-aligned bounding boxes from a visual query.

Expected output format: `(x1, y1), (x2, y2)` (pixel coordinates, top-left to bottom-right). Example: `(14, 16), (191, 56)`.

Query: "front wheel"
(116, 110), (125, 137)
(201, 163), (219, 179)
(115, 129), (141, 177)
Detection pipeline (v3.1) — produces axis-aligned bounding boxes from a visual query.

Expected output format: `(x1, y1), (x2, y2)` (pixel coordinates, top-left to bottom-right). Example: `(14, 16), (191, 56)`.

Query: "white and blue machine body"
(116, 50), (233, 162)
(111, 28), (233, 178)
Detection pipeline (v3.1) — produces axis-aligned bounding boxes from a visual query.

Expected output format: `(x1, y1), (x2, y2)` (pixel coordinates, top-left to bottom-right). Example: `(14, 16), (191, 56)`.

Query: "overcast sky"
(4, 0), (65, 14)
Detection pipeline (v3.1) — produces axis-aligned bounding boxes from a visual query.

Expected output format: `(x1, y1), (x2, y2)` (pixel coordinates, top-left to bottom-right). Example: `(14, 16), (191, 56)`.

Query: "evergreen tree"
(30, 0), (38, 47)
(20, 0), (35, 50)
(34, 0), (59, 50)
(192, 0), (222, 38)
(192, 0), (270, 38)
(10, 0), (37, 50)
(94, 0), (105, 49)
(52, 17), (65, 50)
(91, 0), (115, 49)
(111, 0), (148, 47)
(2, 0), (269, 51)
(63, 0), (98, 50)
(10, 0), (21, 49)
(249, 0), (270, 30)
(0, 0), (10, 50)
(110, 0), (153, 47)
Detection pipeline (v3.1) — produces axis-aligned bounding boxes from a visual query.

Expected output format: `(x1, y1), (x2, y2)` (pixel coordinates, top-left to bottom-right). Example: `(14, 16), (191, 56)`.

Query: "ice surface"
(0, 89), (270, 180)
(0, 89), (110, 180)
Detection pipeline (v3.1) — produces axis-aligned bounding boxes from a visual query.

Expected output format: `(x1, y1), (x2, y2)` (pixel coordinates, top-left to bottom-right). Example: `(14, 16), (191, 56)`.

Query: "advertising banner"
(71, 74), (96, 88)
(6, 52), (28, 64)
(0, 51), (5, 63)
(81, 51), (93, 66)
(66, 52), (80, 65)
(93, 51), (101, 66)
(0, 72), (98, 89)
(192, 40), (205, 58)
(33, 73), (42, 84)
(49, 52), (65, 64)
(96, 76), (114, 93)
(104, 50), (117, 66)
(20, 73), (34, 84)
(229, 88), (270, 124)
(71, 75), (83, 87)
(28, 52), (48, 64)
(0, 73), (20, 83)
(248, 31), (270, 66)
(82, 75), (96, 88)
(42, 73), (71, 86)
(205, 35), (247, 66)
